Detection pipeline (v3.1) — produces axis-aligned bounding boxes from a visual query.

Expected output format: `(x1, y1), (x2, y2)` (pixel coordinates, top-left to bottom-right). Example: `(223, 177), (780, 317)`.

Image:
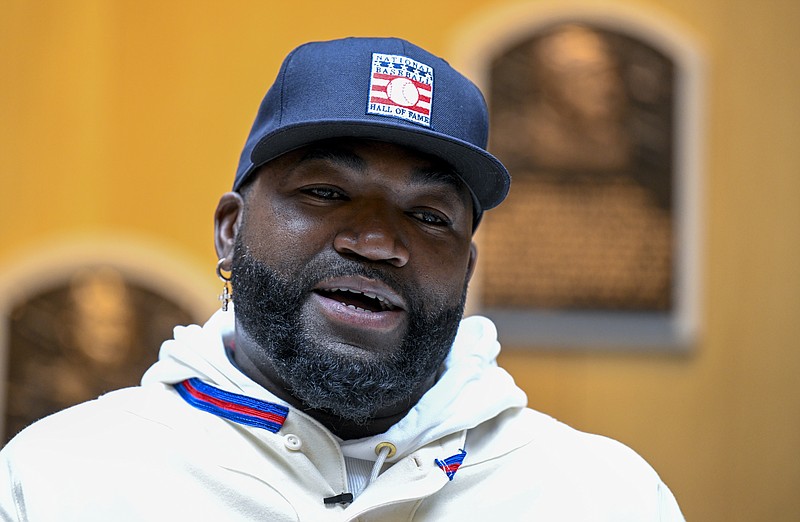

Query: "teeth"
(346, 303), (372, 313)
(328, 287), (394, 311)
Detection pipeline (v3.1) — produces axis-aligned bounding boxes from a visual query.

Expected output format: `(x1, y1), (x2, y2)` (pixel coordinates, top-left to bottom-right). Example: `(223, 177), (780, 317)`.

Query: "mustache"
(235, 246), (414, 309)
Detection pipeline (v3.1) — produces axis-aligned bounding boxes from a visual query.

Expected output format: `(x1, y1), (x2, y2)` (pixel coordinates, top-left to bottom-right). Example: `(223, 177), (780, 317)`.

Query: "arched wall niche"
(0, 234), (217, 441)
(451, 2), (705, 349)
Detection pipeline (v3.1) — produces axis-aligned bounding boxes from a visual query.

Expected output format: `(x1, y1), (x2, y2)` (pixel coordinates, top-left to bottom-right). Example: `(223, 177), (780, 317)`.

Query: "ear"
(465, 241), (478, 284)
(214, 192), (245, 269)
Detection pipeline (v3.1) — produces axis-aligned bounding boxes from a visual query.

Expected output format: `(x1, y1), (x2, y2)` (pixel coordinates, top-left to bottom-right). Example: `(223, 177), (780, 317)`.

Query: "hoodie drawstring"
(368, 442), (396, 487)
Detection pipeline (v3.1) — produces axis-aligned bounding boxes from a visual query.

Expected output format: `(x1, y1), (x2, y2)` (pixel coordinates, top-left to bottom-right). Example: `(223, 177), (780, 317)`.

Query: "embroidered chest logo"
(367, 53), (433, 127)
(435, 449), (467, 481)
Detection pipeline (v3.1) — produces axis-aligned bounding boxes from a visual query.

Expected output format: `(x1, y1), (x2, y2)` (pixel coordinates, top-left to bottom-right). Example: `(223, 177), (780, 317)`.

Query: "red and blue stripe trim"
(174, 378), (289, 433)
(435, 449), (467, 481)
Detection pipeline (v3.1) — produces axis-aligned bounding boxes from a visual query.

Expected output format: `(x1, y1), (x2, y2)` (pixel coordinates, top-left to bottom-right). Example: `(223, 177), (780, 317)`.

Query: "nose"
(333, 204), (410, 267)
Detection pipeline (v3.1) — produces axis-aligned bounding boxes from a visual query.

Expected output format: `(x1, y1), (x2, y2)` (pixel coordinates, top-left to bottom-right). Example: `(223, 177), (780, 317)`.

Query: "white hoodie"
(0, 310), (684, 521)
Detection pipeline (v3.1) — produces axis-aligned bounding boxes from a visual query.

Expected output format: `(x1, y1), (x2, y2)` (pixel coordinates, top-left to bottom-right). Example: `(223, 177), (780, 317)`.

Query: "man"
(0, 37), (684, 520)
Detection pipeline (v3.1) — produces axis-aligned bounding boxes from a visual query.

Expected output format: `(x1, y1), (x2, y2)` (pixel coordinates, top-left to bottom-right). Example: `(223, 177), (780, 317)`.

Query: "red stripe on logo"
(372, 72), (432, 92)
(370, 96), (430, 115)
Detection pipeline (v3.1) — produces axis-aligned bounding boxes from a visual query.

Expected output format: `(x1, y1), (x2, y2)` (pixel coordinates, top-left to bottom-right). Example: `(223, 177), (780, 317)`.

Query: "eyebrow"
(299, 144), (465, 192)
(299, 145), (366, 172)
(408, 166), (465, 193)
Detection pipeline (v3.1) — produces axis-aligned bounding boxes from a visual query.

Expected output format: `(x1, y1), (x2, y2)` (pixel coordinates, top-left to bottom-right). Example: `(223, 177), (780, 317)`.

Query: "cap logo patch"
(367, 53), (433, 127)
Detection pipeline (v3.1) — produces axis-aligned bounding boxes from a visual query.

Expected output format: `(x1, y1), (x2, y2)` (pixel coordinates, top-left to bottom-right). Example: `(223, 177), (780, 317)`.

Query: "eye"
(301, 186), (348, 201)
(409, 209), (451, 227)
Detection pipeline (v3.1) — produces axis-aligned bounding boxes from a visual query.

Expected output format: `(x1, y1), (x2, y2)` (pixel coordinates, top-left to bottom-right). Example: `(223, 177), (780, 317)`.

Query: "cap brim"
(247, 120), (510, 213)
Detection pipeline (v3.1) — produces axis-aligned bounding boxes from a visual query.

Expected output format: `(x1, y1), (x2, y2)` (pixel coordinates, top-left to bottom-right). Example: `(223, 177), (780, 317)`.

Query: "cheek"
(242, 205), (331, 266)
(412, 244), (472, 298)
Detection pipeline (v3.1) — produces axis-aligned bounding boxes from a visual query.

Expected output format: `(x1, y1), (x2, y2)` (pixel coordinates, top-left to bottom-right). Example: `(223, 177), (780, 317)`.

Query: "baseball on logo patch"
(386, 77), (420, 107)
(367, 53), (433, 127)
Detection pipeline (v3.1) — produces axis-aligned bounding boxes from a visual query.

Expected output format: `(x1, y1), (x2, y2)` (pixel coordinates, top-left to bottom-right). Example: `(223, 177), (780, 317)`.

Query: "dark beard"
(230, 239), (467, 425)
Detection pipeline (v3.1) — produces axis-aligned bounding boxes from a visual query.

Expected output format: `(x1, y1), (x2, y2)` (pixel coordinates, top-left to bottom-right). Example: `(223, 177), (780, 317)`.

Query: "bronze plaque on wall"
(4, 267), (193, 443)
(484, 23), (675, 314)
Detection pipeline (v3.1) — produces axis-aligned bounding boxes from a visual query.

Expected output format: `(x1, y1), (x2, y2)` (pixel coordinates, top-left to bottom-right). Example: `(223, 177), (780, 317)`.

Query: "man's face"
(226, 139), (476, 423)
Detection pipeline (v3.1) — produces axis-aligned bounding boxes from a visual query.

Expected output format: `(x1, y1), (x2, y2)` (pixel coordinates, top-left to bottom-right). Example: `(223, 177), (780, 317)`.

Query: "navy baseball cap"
(234, 37), (511, 219)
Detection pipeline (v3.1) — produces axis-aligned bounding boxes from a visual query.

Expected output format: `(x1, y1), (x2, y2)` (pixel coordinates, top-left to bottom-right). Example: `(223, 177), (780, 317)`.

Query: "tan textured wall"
(2, 1), (799, 520)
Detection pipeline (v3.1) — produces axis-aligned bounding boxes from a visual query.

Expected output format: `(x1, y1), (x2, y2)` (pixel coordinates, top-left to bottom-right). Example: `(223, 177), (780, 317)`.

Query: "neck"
(300, 400), (414, 440)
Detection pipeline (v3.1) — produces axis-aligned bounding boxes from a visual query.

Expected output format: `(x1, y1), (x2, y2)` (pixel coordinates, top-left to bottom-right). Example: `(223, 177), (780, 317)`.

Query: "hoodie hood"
(142, 307), (528, 461)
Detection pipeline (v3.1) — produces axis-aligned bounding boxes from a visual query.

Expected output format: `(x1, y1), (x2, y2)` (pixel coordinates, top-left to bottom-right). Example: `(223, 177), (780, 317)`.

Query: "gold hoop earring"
(216, 258), (232, 311)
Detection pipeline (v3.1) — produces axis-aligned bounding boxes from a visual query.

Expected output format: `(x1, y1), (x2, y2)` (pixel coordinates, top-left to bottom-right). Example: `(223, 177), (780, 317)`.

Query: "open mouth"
(311, 276), (407, 336)
(315, 288), (397, 313)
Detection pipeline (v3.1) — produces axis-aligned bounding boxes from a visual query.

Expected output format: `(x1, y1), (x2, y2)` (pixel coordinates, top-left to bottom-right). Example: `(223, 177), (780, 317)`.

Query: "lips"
(310, 276), (407, 335)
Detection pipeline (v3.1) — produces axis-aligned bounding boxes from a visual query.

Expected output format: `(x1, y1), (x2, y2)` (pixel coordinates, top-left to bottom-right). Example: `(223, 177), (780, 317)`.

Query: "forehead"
(253, 139), (474, 202)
